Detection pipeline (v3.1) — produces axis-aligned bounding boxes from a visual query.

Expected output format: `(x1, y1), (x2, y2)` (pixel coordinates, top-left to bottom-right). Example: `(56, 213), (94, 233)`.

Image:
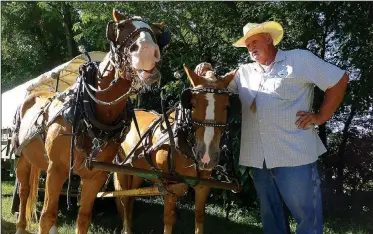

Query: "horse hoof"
(49, 225), (59, 234)
(15, 229), (27, 234)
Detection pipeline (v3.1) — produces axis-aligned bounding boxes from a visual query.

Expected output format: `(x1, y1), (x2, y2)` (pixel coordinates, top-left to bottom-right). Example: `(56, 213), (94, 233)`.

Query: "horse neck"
(94, 53), (132, 125)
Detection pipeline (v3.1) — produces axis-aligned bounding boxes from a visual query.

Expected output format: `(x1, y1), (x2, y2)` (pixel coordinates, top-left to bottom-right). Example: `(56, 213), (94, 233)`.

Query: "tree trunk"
(371, 2), (373, 24)
(335, 106), (356, 195)
(61, 3), (78, 59)
(313, 9), (329, 148)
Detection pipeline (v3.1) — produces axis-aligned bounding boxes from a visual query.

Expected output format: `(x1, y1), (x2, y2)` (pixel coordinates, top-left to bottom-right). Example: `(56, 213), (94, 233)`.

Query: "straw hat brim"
(233, 21), (284, 47)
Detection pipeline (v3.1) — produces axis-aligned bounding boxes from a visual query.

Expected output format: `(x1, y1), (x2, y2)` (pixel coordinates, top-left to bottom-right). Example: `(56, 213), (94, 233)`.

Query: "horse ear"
(154, 22), (166, 29)
(221, 69), (238, 88)
(113, 8), (126, 23)
(183, 64), (203, 87)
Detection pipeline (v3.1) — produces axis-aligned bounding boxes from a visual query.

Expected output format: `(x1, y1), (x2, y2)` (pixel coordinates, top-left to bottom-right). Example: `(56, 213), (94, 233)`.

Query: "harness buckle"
(92, 138), (103, 148)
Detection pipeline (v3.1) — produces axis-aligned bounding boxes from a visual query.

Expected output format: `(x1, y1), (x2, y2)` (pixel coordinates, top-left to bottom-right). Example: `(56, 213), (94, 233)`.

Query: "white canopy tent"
(1, 51), (107, 129)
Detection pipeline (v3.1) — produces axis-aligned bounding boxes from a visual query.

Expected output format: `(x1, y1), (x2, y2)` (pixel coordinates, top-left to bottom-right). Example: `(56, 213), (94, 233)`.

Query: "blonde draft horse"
(13, 9), (167, 234)
(114, 65), (236, 234)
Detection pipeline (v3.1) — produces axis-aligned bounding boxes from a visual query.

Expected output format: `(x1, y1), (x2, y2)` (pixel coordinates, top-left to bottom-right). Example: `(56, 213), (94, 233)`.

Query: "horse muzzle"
(136, 68), (161, 86)
(130, 39), (160, 70)
(196, 150), (220, 171)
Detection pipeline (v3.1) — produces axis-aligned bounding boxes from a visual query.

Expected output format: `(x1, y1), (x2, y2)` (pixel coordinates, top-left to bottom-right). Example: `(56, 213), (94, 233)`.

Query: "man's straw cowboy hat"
(233, 21), (284, 47)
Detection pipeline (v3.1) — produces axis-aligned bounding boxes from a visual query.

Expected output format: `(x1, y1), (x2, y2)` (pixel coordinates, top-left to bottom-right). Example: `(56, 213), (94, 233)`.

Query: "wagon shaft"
(97, 183), (188, 198)
(88, 161), (241, 193)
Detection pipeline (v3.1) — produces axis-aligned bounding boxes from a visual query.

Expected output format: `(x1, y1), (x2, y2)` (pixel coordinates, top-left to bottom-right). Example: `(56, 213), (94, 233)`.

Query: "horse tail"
(11, 105), (21, 151)
(25, 164), (41, 226)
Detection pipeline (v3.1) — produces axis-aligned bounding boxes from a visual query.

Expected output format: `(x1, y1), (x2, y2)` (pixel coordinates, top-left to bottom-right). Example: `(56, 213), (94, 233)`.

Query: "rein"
(114, 87), (239, 191)
(81, 77), (135, 106)
(66, 20), (158, 208)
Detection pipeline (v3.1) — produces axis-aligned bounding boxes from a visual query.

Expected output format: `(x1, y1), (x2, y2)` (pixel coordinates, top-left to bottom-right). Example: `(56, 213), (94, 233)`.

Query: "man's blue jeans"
(252, 162), (323, 234)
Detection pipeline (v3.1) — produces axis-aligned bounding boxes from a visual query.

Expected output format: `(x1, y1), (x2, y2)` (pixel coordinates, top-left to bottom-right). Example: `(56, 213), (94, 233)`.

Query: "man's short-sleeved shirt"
(228, 49), (345, 169)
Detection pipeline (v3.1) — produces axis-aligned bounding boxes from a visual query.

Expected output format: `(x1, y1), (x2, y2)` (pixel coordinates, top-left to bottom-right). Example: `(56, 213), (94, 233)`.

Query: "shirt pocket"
(271, 77), (302, 101)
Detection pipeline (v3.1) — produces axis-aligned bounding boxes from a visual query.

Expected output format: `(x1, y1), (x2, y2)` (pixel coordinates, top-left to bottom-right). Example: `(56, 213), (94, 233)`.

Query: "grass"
(2, 173), (372, 234)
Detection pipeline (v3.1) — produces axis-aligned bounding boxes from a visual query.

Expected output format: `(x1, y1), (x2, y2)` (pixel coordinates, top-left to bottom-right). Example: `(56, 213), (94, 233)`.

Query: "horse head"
(181, 64), (237, 171)
(106, 9), (170, 86)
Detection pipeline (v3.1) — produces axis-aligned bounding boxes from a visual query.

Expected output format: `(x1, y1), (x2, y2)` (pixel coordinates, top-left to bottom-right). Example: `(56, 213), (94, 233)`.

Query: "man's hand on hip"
(295, 112), (325, 129)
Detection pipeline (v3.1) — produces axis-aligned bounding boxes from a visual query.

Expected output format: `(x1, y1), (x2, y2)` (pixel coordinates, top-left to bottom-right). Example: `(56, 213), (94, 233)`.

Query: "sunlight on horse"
(114, 64), (236, 234)
(12, 9), (167, 234)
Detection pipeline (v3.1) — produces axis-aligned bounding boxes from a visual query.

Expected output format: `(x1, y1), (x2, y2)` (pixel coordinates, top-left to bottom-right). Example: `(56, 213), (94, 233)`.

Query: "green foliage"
(1, 2), (372, 225)
(1, 2), (79, 91)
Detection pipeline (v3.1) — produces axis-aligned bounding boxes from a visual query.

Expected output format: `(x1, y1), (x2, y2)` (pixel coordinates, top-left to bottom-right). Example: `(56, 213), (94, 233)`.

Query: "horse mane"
(199, 71), (218, 86)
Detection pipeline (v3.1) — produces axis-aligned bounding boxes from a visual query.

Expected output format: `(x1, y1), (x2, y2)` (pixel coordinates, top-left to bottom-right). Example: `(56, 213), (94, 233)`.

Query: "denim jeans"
(252, 161), (323, 234)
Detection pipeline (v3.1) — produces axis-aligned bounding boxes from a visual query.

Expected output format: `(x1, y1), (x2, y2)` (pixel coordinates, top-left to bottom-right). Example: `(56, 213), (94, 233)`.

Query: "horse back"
(121, 110), (176, 158)
(20, 91), (55, 119)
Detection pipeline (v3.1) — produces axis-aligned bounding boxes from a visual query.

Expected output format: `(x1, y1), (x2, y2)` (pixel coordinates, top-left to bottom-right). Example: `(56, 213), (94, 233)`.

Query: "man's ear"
(266, 33), (273, 45)
(183, 64), (204, 87)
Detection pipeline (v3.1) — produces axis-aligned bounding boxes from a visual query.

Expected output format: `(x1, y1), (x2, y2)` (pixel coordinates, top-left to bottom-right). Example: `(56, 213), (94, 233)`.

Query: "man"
(195, 21), (349, 234)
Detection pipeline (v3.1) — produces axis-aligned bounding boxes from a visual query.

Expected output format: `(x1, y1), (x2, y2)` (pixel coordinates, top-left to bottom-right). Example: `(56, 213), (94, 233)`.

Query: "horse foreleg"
(15, 156), (31, 234)
(163, 194), (179, 234)
(194, 185), (211, 234)
(114, 173), (132, 234)
(126, 175), (144, 234)
(113, 173), (126, 222)
(39, 165), (67, 234)
(114, 173), (144, 234)
(76, 173), (107, 234)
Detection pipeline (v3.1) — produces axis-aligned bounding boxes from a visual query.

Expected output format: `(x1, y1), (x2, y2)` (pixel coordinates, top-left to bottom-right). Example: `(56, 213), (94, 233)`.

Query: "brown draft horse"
(13, 10), (167, 234)
(114, 65), (237, 234)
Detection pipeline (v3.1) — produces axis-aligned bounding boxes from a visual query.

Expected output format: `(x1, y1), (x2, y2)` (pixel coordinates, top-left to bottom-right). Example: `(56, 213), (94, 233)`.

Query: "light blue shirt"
(228, 49), (345, 168)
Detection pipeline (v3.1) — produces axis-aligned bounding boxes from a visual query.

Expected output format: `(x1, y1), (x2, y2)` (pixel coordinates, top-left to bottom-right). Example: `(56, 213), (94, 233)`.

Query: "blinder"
(106, 21), (116, 42)
(228, 94), (241, 116)
(157, 30), (171, 50)
(180, 88), (192, 109)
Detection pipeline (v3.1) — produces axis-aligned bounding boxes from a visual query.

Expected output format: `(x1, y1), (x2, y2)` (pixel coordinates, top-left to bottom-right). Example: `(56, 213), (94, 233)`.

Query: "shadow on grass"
(323, 190), (373, 233)
(1, 218), (32, 234)
(53, 196), (261, 234)
(1, 219), (16, 234)
(131, 200), (261, 234)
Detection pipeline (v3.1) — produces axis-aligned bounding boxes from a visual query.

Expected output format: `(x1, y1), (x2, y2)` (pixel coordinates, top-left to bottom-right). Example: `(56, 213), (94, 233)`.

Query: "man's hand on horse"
(194, 62), (213, 76)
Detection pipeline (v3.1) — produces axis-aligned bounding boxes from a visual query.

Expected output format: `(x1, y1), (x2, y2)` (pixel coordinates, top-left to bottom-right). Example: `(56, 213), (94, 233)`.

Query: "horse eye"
(117, 25), (125, 30)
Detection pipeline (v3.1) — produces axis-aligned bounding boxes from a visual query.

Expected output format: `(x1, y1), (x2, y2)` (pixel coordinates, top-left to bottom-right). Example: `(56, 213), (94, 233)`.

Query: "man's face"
(245, 33), (273, 64)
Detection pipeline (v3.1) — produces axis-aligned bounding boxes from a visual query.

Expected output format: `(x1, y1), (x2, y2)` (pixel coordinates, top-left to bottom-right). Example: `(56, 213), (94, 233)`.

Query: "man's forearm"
(318, 73), (349, 123)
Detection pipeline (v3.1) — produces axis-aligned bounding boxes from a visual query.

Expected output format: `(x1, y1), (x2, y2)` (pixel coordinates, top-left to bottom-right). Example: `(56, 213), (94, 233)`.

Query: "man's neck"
(259, 48), (278, 66)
